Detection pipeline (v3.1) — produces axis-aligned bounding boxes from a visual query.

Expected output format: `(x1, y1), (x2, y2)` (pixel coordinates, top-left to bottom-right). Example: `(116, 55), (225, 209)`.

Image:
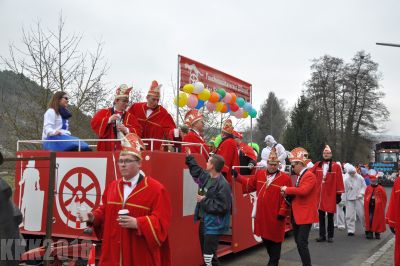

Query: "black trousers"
(318, 210), (334, 238)
(262, 238), (282, 266)
(292, 217), (312, 266)
(199, 220), (220, 266)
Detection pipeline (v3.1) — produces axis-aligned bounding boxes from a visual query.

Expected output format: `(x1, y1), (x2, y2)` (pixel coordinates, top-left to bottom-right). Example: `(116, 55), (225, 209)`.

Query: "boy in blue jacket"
(186, 148), (232, 266)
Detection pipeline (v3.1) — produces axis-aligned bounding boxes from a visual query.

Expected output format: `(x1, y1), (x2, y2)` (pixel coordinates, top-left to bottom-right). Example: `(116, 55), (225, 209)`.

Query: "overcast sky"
(1, 0), (399, 136)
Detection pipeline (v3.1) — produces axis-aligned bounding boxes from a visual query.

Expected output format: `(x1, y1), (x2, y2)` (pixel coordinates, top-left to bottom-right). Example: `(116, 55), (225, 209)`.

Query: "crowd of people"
(40, 84), (399, 266)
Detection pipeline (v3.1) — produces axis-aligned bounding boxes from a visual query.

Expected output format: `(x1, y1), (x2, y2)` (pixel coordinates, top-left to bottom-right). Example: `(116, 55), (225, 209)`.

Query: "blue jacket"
(186, 155), (232, 235)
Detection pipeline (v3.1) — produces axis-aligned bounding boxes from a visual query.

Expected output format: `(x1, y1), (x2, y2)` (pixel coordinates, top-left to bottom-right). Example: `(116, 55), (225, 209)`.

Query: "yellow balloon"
(243, 111), (249, 118)
(198, 89), (211, 101)
(183, 84), (194, 94)
(174, 92), (188, 107)
(215, 102), (224, 112)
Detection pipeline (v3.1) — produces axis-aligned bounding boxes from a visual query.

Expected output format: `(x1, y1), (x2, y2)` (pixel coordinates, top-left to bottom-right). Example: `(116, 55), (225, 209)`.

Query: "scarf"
(59, 107), (72, 130)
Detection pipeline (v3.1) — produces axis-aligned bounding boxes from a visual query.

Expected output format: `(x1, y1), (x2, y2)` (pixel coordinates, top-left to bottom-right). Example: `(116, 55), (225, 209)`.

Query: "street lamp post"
(376, 42), (400, 48)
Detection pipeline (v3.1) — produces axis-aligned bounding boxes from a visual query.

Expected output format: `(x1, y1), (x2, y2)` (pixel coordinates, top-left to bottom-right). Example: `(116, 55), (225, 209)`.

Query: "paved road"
(220, 187), (395, 266)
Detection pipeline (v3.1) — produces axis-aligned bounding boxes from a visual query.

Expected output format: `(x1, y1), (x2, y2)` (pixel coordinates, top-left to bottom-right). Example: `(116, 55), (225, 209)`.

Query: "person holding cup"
(91, 84), (142, 151)
(78, 133), (172, 266)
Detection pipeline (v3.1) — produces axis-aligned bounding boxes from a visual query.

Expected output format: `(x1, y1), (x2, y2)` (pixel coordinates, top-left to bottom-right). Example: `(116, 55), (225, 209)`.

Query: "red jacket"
(386, 178), (400, 266)
(216, 137), (239, 183)
(91, 108), (142, 151)
(237, 170), (292, 242)
(285, 169), (319, 225)
(182, 130), (209, 160)
(311, 161), (344, 213)
(127, 102), (176, 150)
(364, 184), (387, 233)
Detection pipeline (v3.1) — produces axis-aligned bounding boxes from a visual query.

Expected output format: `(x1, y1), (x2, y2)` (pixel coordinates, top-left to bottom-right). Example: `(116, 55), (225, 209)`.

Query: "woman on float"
(42, 91), (90, 151)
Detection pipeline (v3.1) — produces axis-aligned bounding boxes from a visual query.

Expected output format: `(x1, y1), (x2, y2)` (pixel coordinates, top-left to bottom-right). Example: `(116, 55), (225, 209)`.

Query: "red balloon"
(230, 103), (239, 112)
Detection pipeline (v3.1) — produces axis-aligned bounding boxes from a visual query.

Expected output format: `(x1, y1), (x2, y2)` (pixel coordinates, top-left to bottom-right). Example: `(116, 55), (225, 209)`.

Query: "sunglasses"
(62, 97), (69, 101)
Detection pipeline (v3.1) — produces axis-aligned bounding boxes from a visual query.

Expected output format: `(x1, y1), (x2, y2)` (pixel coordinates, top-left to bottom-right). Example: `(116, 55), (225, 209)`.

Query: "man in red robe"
(91, 84), (142, 151)
(311, 145), (344, 243)
(233, 148), (292, 266)
(364, 171), (387, 239)
(387, 174), (400, 266)
(281, 147), (318, 266)
(79, 133), (172, 266)
(233, 131), (257, 175)
(182, 109), (209, 160)
(215, 119), (239, 183)
(127, 80), (176, 151)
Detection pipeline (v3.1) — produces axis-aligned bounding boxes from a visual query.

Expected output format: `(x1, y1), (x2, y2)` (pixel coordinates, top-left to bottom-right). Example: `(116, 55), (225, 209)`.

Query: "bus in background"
(369, 141), (399, 185)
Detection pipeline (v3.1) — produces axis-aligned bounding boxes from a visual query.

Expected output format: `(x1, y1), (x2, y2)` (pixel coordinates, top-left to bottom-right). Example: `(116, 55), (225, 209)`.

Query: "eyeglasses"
(62, 97), (69, 101)
(119, 99), (129, 103)
(118, 159), (139, 165)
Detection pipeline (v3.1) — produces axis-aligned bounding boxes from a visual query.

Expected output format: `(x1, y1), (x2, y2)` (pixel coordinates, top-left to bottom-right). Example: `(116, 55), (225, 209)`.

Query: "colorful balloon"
(221, 103), (228, 113)
(215, 102), (224, 112)
(216, 88), (226, 99)
(195, 100), (205, 109)
(243, 111), (249, 118)
(249, 108), (257, 118)
(187, 93), (198, 109)
(236, 97), (245, 107)
(209, 92), (220, 103)
(230, 93), (237, 104)
(198, 88), (211, 101)
(193, 81), (205, 94)
(234, 109), (243, 118)
(230, 103), (239, 112)
(243, 102), (252, 112)
(174, 92), (188, 107)
(206, 101), (216, 111)
(223, 93), (232, 104)
(182, 84), (194, 94)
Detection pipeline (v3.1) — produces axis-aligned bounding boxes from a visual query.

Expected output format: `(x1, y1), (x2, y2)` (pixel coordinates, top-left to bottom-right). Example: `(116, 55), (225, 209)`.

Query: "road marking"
(360, 237), (394, 265)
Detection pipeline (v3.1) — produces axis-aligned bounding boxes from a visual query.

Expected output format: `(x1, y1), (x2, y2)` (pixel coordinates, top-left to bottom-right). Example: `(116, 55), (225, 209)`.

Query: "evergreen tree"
(283, 95), (326, 161)
(254, 92), (287, 146)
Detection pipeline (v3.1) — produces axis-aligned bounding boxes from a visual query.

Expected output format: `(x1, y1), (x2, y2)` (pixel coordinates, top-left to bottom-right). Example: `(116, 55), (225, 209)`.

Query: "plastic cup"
(78, 206), (89, 222)
(118, 209), (129, 217)
(173, 128), (179, 138)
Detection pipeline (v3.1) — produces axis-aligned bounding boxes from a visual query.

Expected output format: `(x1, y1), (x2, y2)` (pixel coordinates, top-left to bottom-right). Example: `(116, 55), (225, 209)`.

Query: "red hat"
(222, 119), (234, 135)
(288, 147), (311, 165)
(147, 80), (161, 99)
(120, 133), (145, 159)
(323, 145), (332, 153)
(232, 131), (243, 140)
(184, 110), (203, 127)
(268, 147), (280, 164)
(115, 84), (132, 99)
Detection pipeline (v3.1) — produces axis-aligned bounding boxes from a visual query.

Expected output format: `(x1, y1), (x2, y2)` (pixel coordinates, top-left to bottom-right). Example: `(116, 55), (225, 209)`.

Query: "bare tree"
(0, 13), (109, 146)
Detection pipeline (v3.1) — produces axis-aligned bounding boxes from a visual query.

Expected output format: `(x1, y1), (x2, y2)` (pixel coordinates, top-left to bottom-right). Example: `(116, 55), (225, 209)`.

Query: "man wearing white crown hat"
(310, 145), (345, 243)
(78, 133), (172, 266)
(91, 84), (142, 151)
(233, 148), (292, 266)
(127, 80), (176, 151)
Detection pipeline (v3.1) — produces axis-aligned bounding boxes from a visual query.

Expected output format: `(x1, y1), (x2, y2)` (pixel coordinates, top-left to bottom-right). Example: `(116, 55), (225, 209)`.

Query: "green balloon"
(216, 88), (226, 99)
(248, 142), (260, 154)
(214, 134), (222, 148)
(236, 97), (245, 107)
(249, 108), (257, 118)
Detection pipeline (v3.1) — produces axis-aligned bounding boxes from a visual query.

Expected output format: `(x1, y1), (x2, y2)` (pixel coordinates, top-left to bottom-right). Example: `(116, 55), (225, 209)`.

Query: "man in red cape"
(233, 131), (257, 175)
(281, 147), (318, 266)
(364, 170), (387, 239)
(233, 148), (292, 266)
(215, 119), (239, 183)
(311, 145), (344, 243)
(182, 109), (209, 160)
(91, 84), (142, 151)
(127, 80), (176, 150)
(79, 133), (172, 266)
(387, 174), (400, 266)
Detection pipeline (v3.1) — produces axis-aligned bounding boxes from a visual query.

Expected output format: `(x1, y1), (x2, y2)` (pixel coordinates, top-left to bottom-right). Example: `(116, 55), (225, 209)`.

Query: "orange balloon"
(230, 93), (237, 105)
(220, 103), (228, 113)
(209, 92), (220, 103)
